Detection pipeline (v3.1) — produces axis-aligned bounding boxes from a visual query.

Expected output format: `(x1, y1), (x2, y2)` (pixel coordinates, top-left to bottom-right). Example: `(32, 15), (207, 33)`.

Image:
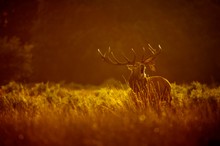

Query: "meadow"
(0, 80), (219, 146)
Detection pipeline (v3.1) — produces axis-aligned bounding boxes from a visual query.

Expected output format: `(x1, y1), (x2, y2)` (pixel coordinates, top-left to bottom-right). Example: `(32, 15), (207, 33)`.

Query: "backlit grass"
(0, 81), (219, 146)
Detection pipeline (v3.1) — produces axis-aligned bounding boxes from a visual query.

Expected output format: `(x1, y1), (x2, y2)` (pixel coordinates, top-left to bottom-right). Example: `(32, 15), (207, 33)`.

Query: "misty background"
(0, 0), (220, 85)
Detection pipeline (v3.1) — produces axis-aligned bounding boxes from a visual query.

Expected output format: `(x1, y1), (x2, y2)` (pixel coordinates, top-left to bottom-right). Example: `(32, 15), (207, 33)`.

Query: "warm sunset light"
(0, 0), (220, 146)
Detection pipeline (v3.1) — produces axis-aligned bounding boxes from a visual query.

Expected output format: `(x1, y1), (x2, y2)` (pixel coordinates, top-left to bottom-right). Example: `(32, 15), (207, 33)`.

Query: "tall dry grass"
(0, 81), (219, 146)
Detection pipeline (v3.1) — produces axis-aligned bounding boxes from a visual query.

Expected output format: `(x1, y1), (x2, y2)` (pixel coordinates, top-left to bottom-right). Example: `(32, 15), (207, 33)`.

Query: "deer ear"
(127, 65), (133, 70)
(148, 63), (156, 72)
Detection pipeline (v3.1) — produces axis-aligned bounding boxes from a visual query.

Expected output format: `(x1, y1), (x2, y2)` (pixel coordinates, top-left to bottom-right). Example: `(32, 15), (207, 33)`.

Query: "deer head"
(98, 44), (162, 80)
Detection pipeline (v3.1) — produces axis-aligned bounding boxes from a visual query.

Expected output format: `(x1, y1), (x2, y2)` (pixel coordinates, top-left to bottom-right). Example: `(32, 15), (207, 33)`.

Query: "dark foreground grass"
(0, 81), (219, 146)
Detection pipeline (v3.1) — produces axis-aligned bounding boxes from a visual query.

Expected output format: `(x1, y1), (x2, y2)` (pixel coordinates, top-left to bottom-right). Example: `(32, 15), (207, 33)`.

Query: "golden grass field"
(0, 81), (220, 146)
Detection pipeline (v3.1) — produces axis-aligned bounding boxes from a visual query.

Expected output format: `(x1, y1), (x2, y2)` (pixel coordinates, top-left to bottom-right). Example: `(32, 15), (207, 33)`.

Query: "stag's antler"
(142, 44), (162, 64)
(98, 47), (136, 65)
(98, 44), (161, 69)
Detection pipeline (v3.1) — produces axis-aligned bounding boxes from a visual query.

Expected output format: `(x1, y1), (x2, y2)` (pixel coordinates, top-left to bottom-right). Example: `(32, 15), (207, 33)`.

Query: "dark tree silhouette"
(0, 36), (33, 84)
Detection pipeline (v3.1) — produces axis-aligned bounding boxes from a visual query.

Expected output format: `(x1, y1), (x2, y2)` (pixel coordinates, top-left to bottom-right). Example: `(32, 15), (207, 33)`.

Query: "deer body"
(129, 75), (172, 105)
(128, 62), (172, 105)
(98, 44), (172, 106)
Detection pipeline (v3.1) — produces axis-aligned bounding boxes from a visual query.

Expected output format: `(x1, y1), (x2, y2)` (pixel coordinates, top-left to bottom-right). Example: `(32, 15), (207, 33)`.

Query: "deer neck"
(130, 71), (146, 80)
(129, 72), (147, 92)
(129, 71), (146, 85)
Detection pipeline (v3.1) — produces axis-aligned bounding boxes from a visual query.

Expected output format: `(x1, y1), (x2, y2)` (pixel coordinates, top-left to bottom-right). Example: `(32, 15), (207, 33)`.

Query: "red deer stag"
(98, 44), (172, 107)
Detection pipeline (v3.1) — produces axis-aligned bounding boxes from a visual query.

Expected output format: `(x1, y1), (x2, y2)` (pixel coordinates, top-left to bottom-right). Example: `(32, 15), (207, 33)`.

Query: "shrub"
(0, 36), (33, 84)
